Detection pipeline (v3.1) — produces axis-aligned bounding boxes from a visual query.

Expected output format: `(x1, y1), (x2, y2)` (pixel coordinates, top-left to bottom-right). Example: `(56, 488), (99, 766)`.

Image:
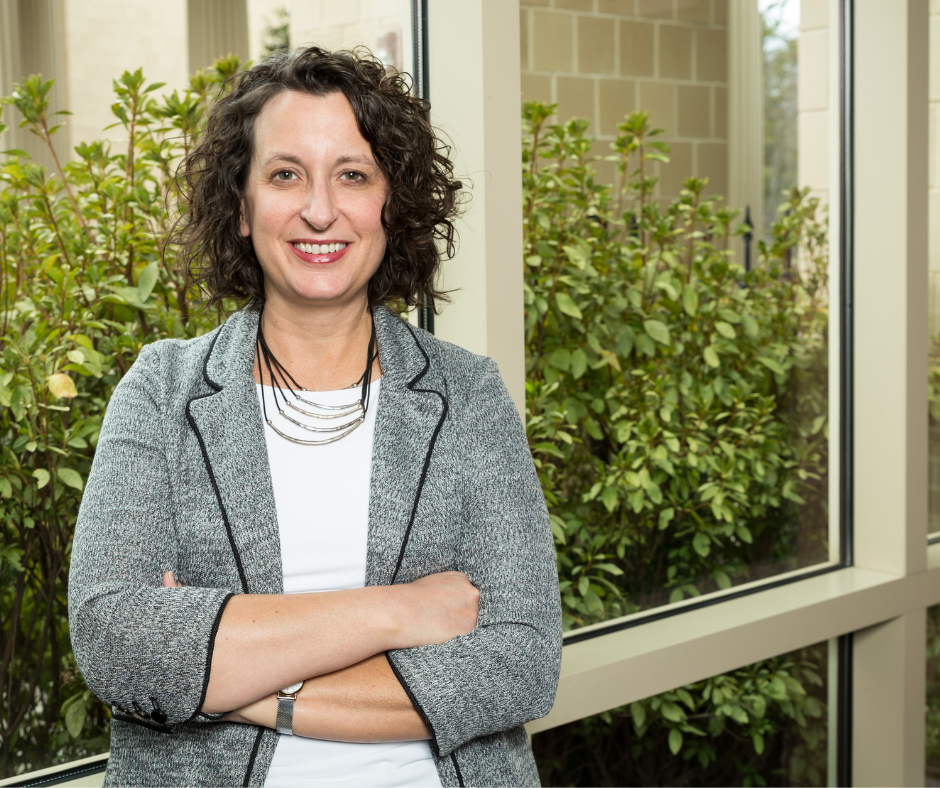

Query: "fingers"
(162, 570), (182, 588)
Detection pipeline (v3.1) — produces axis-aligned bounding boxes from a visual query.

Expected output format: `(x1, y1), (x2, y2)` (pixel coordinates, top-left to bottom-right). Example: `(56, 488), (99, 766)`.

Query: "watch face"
(281, 681), (303, 695)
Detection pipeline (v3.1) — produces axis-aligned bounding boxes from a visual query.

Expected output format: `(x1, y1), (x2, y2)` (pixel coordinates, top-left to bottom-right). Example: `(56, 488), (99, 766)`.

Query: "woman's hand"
(397, 571), (480, 647)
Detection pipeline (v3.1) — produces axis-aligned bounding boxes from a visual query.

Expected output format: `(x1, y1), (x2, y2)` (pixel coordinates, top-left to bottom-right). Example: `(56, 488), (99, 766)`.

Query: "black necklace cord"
(255, 306), (378, 430)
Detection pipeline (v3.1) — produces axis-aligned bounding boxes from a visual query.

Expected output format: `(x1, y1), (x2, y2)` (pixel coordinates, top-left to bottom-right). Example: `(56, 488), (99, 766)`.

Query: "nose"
(300, 178), (338, 231)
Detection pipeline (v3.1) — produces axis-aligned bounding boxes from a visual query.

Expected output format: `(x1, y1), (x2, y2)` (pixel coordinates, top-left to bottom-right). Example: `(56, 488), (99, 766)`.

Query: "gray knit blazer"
(68, 306), (562, 787)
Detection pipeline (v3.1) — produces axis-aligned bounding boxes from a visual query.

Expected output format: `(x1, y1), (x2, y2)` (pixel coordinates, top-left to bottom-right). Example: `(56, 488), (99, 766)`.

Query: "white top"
(258, 379), (442, 788)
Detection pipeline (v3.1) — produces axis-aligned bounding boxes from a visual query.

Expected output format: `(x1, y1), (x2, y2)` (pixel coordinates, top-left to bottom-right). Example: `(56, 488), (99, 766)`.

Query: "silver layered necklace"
(256, 309), (378, 446)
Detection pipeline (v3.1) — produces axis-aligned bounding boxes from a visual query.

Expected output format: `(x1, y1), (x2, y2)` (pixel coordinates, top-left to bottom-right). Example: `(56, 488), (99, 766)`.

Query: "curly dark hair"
(172, 46), (463, 310)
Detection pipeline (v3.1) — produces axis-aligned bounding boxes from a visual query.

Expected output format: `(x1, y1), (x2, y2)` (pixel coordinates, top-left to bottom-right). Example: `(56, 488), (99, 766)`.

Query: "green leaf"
(757, 356), (785, 374)
(555, 292), (583, 320)
(703, 345), (720, 368)
(713, 569), (731, 589)
(668, 727), (683, 755)
(661, 701), (685, 722)
(682, 286), (699, 316)
(693, 531), (711, 557)
(0, 478), (10, 498)
(615, 326), (635, 357)
(729, 704), (749, 724)
(751, 694), (767, 719)
(570, 349), (588, 379)
(550, 348), (571, 371)
(658, 507), (675, 530)
(752, 733), (765, 754)
(65, 699), (86, 738)
(32, 469), (50, 489)
(715, 321), (736, 339)
(643, 319), (671, 345)
(676, 688), (695, 710)
(600, 486), (618, 513)
(57, 468), (83, 491)
(578, 575), (590, 596)
(636, 333), (655, 356)
(742, 314), (759, 338)
(137, 261), (160, 301)
(630, 701), (646, 729)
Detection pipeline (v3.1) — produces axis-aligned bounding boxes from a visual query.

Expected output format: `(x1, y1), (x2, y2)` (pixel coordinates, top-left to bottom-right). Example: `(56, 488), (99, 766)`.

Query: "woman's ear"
(239, 200), (251, 238)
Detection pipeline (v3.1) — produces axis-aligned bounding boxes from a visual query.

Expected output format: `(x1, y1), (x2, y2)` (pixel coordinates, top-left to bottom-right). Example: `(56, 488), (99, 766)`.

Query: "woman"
(68, 47), (561, 787)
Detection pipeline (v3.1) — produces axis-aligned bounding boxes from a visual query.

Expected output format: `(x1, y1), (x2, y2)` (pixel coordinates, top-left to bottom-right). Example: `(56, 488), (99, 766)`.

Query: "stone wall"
(520, 0), (729, 204)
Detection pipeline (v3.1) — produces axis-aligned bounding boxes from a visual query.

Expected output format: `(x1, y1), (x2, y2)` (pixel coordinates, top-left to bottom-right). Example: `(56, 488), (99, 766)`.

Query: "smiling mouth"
(291, 242), (348, 254)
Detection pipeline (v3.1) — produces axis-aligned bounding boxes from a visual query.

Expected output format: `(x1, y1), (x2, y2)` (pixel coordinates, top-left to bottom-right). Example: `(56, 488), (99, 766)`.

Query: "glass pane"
(929, 4), (940, 536)
(0, 1), (415, 778)
(533, 640), (829, 787)
(520, 0), (836, 629)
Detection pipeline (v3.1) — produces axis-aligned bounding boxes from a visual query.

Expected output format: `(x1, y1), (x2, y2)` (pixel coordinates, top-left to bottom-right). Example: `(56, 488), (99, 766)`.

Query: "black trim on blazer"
(185, 327), (250, 595)
(450, 753), (465, 787)
(384, 652), (441, 756)
(390, 321), (449, 584)
(188, 592), (236, 723)
(243, 728), (266, 787)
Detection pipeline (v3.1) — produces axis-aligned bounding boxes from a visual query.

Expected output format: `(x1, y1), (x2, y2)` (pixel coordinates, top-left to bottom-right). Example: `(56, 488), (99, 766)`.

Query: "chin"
(289, 285), (358, 306)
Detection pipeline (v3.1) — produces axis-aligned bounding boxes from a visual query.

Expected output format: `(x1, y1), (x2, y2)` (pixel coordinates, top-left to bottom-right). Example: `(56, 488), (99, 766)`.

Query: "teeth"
(296, 242), (346, 254)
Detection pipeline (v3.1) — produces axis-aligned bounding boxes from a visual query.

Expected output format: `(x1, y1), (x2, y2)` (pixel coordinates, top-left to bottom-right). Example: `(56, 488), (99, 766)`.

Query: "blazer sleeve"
(68, 343), (234, 727)
(385, 357), (563, 757)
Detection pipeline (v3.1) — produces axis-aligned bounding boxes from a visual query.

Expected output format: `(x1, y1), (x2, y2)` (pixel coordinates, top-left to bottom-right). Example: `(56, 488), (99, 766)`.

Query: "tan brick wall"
(521, 0), (728, 204)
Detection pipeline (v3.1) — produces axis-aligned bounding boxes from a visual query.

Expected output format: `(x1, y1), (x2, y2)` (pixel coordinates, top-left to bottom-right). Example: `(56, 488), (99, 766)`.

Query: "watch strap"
(276, 694), (295, 735)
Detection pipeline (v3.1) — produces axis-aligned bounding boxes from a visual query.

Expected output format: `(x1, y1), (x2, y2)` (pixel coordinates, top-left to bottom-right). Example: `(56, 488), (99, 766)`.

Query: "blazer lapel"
(366, 308), (448, 587)
(185, 306), (446, 594)
(186, 309), (284, 595)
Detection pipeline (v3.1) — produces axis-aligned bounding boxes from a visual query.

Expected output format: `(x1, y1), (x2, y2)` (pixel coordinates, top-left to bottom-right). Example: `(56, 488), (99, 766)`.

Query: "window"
(533, 640), (829, 787)
(519, 0), (838, 630)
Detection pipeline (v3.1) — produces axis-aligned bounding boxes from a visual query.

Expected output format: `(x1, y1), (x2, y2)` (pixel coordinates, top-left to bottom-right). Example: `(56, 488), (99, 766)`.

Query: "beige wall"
(5, 0), (310, 156)
(248, 0), (288, 61)
(520, 0), (728, 203)
(63, 0), (188, 150)
(291, 0), (412, 71)
(797, 0), (830, 205)
(929, 0), (940, 336)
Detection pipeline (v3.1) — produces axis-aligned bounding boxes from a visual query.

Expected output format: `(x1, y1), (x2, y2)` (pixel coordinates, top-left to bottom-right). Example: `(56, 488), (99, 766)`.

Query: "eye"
(340, 170), (366, 183)
(273, 170), (296, 182)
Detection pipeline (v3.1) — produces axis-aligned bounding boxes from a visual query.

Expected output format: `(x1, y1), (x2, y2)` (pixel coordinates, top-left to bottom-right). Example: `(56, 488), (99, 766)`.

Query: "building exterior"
(1, 1), (939, 785)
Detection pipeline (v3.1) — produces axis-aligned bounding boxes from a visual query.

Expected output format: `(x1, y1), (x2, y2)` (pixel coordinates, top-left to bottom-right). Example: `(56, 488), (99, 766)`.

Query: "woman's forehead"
(253, 90), (375, 164)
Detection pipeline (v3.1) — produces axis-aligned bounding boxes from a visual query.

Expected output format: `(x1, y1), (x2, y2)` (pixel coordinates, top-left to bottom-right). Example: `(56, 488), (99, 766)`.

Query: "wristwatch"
(275, 681), (304, 735)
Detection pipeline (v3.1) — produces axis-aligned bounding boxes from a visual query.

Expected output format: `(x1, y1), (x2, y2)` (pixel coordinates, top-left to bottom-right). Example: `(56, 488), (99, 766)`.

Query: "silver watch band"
(276, 694), (295, 735)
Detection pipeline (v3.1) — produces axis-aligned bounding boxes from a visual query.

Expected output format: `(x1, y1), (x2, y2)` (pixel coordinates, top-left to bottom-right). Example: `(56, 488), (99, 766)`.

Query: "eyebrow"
(261, 153), (377, 168)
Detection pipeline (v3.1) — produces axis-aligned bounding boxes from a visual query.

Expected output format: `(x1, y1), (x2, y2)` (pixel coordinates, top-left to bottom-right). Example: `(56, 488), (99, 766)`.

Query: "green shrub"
(0, 62), (243, 777)
(523, 102), (829, 628)
(522, 101), (829, 784)
(533, 643), (826, 787)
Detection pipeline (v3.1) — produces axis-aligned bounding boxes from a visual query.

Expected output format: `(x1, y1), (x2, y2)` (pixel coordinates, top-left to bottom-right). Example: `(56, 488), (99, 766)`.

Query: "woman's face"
(240, 90), (388, 312)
